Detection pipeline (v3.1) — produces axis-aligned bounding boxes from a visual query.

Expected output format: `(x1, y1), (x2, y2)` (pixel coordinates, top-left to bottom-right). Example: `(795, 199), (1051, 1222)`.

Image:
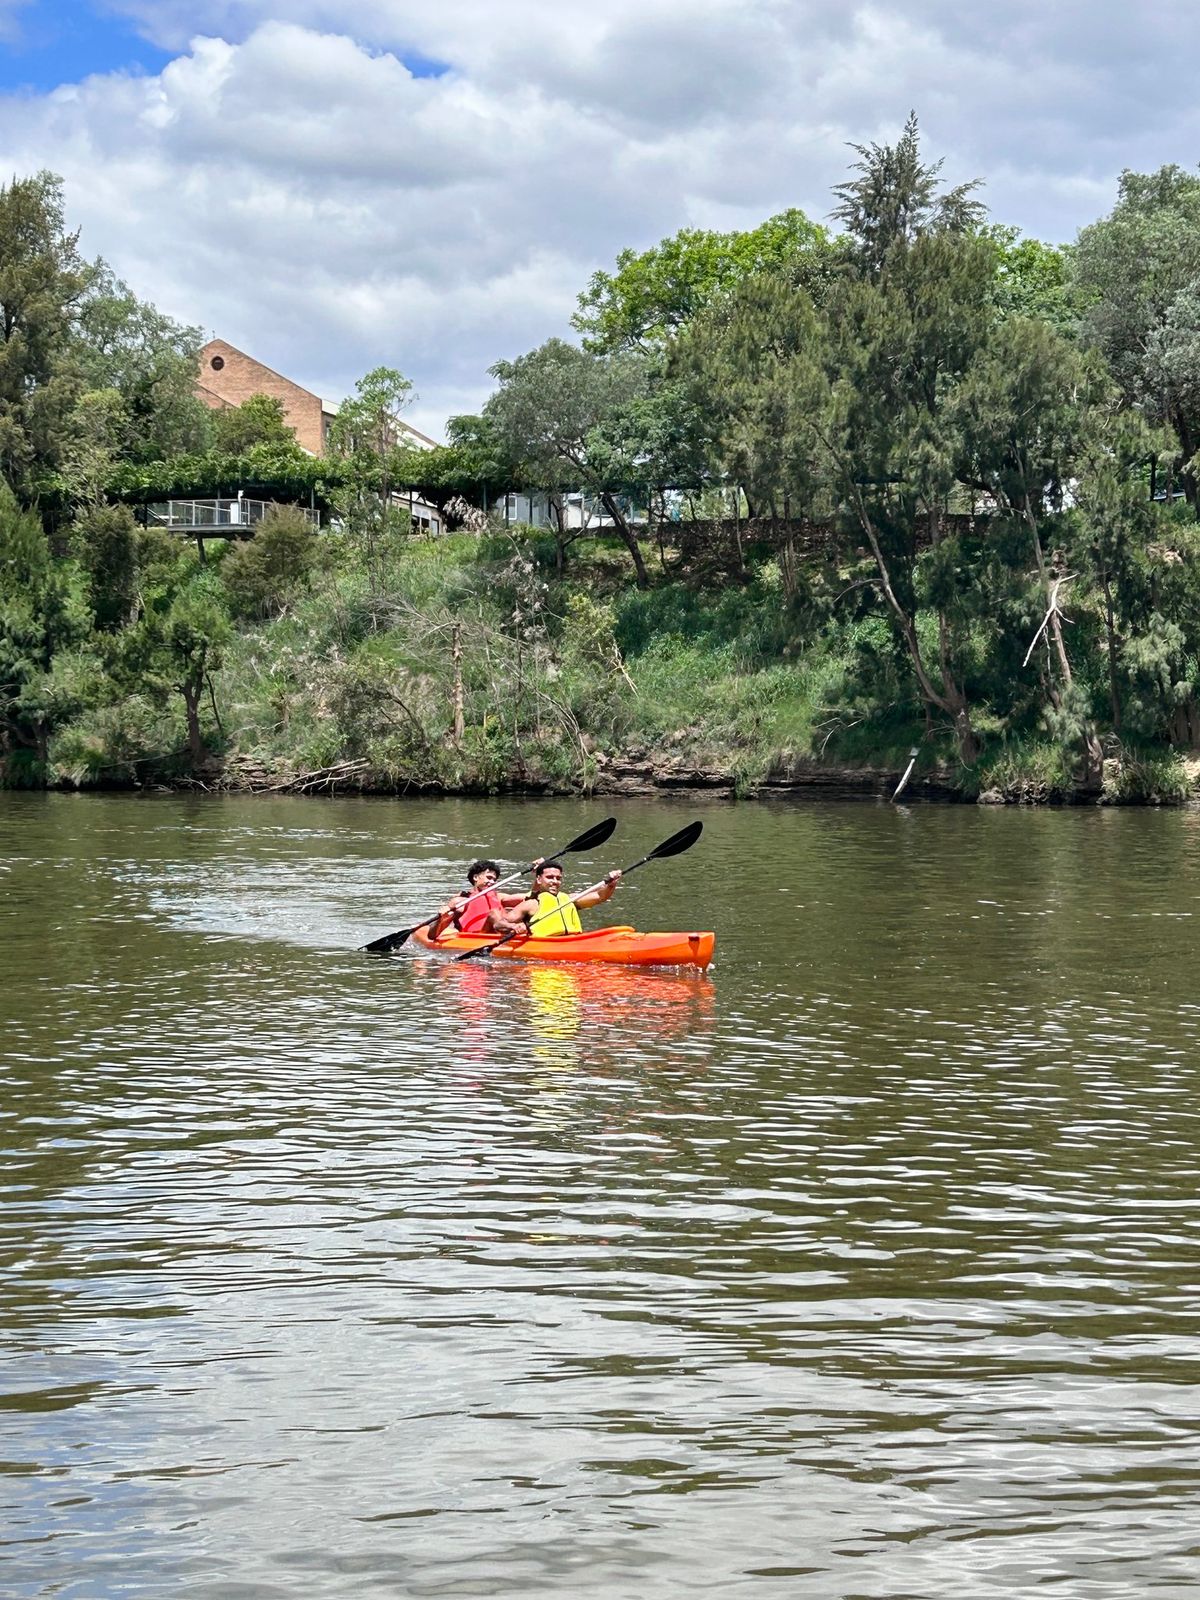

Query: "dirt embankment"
(147, 749), (965, 803)
(44, 750), (1198, 806)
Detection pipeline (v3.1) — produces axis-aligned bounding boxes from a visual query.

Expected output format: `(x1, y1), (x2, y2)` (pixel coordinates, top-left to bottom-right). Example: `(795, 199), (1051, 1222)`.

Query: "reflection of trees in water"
(414, 957), (495, 1070)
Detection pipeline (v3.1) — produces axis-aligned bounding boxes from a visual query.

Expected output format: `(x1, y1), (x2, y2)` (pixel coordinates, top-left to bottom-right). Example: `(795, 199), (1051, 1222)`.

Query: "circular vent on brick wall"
(210, 355), (225, 371)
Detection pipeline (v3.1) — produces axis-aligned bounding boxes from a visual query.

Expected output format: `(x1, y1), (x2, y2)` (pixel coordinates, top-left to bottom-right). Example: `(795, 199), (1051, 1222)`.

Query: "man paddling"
(502, 860), (623, 938)
(429, 859), (529, 940)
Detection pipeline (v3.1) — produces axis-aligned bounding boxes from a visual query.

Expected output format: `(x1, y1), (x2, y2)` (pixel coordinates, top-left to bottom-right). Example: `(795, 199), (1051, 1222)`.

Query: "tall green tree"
(1070, 410), (1200, 744)
(1074, 165), (1200, 503)
(326, 367), (416, 591)
(813, 228), (999, 762)
(0, 172), (95, 502)
(680, 272), (826, 516)
(0, 478), (88, 774)
(953, 317), (1108, 781)
(830, 111), (986, 277)
(72, 269), (209, 463)
(676, 271), (830, 584)
(75, 501), (139, 633)
(109, 549), (230, 772)
(485, 339), (654, 586)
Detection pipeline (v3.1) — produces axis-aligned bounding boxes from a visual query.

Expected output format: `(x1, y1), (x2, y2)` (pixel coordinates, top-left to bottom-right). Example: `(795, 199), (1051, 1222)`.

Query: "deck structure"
(145, 499), (321, 540)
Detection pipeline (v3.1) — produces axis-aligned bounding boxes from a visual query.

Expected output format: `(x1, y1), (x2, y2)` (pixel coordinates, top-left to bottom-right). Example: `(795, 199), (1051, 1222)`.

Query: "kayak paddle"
(360, 816), (618, 954)
(453, 818), (704, 962)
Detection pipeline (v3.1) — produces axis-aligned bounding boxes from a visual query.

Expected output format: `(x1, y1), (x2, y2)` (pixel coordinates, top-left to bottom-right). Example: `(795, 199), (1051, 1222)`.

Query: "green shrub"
(976, 740), (1076, 802)
(1101, 749), (1192, 804)
(220, 505), (318, 619)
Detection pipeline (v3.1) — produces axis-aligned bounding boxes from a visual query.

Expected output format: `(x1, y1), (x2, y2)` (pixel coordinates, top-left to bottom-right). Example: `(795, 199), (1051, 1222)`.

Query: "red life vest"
(457, 888), (501, 935)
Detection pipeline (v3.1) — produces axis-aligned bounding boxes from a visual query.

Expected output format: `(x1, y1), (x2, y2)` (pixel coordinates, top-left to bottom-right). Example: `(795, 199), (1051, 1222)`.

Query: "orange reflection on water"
(418, 955), (715, 1074)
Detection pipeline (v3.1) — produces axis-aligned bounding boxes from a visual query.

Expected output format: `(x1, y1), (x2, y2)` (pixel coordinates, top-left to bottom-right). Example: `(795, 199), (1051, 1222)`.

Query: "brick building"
(196, 339), (435, 456)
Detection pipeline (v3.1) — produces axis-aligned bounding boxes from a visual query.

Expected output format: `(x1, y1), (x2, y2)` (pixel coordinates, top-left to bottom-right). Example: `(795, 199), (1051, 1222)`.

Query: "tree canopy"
(573, 209), (834, 352)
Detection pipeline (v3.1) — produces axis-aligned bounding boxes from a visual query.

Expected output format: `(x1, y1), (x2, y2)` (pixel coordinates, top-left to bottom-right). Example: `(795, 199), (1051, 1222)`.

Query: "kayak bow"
(412, 923), (714, 970)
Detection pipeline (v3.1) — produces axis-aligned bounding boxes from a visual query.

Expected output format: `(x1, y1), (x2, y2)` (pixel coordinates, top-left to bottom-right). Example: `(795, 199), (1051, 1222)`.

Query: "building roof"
(200, 339), (437, 448)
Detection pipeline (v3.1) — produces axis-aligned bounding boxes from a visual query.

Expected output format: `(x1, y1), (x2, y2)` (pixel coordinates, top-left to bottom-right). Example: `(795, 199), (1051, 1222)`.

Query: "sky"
(1, 0), (1198, 440)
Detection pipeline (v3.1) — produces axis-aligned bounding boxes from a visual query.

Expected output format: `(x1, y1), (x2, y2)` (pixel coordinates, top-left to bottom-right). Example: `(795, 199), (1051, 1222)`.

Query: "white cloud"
(1, 2), (1198, 436)
(0, 1), (28, 39)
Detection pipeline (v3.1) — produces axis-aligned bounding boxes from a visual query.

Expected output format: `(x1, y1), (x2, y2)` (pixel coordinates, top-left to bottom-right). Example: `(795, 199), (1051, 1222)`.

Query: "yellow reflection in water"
(526, 965), (585, 1071)
(419, 954), (717, 1103)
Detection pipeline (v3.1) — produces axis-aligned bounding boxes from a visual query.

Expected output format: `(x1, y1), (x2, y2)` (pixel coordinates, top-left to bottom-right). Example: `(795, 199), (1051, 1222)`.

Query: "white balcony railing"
(146, 498), (321, 535)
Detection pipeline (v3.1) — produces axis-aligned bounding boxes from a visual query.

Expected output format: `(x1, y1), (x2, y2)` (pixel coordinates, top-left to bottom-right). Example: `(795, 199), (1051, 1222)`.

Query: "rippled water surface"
(3, 792), (1200, 1598)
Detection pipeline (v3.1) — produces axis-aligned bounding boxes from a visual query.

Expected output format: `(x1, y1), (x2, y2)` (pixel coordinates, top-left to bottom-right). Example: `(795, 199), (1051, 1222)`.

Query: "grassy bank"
(29, 521), (1195, 806)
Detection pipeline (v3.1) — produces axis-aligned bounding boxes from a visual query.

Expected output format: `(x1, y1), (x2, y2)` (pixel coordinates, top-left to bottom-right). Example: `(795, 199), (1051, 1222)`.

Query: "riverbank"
(48, 745), (1195, 807)
(9, 526), (1200, 808)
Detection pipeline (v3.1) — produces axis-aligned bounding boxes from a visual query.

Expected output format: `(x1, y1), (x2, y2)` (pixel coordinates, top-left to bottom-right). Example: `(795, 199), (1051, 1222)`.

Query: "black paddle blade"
(361, 925), (420, 955)
(556, 816), (617, 856)
(648, 819), (703, 860)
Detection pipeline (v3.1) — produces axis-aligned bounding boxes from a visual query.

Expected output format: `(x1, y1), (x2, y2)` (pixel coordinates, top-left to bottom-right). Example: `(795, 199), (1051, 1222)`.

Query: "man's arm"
(488, 896), (535, 934)
(574, 870), (622, 910)
(430, 895), (466, 940)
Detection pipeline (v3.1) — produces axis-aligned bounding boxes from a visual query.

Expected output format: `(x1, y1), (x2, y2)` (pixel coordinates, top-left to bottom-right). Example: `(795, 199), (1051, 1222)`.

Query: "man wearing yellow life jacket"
(506, 860), (622, 937)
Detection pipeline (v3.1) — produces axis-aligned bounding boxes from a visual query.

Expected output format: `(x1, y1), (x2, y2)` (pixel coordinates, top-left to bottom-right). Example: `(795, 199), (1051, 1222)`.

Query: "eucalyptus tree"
(72, 269), (209, 463)
(0, 172), (95, 503)
(0, 479), (88, 774)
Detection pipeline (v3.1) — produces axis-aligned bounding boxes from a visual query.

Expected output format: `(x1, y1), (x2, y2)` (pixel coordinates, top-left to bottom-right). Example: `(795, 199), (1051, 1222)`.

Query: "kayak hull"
(413, 923), (715, 970)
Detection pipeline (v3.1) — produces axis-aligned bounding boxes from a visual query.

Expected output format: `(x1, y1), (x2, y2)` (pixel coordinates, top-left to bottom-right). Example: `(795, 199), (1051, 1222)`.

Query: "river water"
(3, 792), (1200, 1598)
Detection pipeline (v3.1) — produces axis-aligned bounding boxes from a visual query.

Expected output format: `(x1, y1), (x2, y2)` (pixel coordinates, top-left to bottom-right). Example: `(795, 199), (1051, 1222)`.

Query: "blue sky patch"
(399, 49), (450, 81)
(0, 0), (172, 93)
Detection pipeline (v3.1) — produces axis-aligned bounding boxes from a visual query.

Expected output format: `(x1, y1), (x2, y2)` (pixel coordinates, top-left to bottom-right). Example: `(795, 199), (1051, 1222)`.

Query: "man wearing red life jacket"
(430, 860), (528, 940)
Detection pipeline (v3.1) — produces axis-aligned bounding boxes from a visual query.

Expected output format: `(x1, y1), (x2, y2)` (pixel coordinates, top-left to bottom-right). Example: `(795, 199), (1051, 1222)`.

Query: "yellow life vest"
(529, 890), (582, 937)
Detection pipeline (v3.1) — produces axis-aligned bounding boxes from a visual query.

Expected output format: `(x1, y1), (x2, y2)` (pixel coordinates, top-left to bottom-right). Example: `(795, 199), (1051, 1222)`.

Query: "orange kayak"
(413, 923), (715, 970)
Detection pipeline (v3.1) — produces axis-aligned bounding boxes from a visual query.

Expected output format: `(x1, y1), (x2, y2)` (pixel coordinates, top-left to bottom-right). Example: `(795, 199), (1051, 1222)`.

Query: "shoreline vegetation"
(4, 124), (1200, 808)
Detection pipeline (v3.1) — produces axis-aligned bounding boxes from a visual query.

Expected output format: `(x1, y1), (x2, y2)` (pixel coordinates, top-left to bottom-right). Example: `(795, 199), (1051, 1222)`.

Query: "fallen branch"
(260, 758), (370, 794)
(1023, 575), (1076, 669)
(892, 746), (920, 802)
